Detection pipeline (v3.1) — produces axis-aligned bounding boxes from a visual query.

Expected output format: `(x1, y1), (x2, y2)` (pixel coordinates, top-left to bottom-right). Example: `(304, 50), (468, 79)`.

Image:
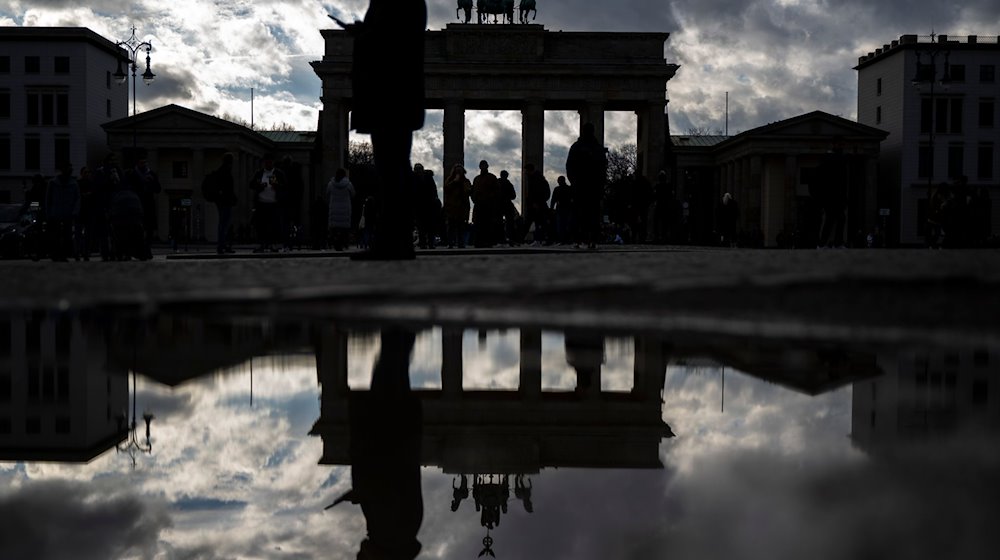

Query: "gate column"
(521, 99), (545, 200)
(443, 99), (466, 179)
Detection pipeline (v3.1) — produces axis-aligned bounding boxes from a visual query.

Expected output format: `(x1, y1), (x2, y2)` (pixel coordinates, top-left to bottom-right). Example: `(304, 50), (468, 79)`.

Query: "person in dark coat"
(498, 170), (519, 245)
(442, 164), (472, 248)
(205, 152), (237, 255)
(92, 154), (121, 260)
(551, 175), (573, 244)
(249, 154), (285, 252)
(566, 122), (607, 249)
(471, 160), (501, 248)
(76, 166), (97, 260)
(343, 0), (427, 260)
(413, 163), (440, 249)
(45, 161), (80, 262)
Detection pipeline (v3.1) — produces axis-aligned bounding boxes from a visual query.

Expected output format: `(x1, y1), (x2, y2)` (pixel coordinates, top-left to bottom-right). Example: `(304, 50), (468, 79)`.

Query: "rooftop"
(856, 33), (1000, 69)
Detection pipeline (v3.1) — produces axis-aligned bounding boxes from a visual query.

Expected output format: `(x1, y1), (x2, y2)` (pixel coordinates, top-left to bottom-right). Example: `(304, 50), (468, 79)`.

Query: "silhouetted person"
(457, 0), (473, 22)
(93, 154), (121, 260)
(107, 182), (149, 260)
(566, 122), (606, 249)
(327, 328), (422, 559)
(551, 175), (573, 244)
(443, 164), (472, 248)
(76, 166), (96, 260)
(413, 164), (440, 249)
(250, 154), (284, 252)
(45, 161), (80, 262)
(326, 168), (356, 251)
(472, 160), (501, 247)
(345, 0), (427, 260)
(124, 157), (161, 254)
(522, 163), (550, 244)
(718, 192), (739, 247)
(498, 170), (519, 245)
(203, 152), (237, 255)
(514, 475), (533, 513)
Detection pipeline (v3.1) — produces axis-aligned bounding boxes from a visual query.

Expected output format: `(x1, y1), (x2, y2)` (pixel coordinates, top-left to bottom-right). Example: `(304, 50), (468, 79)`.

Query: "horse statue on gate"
(476, 0), (514, 24)
(457, 0), (473, 23)
(519, 0), (537, 23)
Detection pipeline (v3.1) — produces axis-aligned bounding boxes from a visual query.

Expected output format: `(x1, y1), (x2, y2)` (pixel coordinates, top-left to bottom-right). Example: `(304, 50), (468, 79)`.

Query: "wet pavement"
(1, 246), (999, 559)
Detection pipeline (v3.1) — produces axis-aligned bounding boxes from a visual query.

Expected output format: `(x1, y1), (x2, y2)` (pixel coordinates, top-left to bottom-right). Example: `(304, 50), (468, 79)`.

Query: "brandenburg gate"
(312, 23), (679, 187)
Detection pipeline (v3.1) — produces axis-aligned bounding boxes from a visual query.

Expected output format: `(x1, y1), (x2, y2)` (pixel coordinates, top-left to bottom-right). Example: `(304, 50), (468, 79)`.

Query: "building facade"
(856, 34), (1000, 246)
(0, 27), (127, 203)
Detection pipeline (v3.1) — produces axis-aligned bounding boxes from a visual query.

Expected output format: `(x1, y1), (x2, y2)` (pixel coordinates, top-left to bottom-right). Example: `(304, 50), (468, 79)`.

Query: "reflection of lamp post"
(117, 369), (154, 468)
(910, 34), (952, 204)
(112, 26), (155, 149)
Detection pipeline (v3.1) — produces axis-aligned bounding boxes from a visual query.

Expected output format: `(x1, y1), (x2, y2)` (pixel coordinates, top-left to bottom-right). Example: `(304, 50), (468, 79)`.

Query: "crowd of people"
(18, 154), (162, 262)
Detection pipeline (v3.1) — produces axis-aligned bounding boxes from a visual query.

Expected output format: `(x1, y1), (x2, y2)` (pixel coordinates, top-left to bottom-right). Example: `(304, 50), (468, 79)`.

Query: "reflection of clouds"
(0, 479), (170, 560)
(463, 329), (521, 390)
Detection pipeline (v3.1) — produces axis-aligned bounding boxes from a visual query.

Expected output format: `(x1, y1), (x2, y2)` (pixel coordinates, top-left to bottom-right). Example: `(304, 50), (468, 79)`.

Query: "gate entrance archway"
(312, 23), (679, 193)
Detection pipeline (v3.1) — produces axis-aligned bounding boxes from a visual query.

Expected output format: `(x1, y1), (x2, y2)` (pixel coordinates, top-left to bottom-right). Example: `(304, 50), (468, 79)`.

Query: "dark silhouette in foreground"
(339, 0), (427, 260)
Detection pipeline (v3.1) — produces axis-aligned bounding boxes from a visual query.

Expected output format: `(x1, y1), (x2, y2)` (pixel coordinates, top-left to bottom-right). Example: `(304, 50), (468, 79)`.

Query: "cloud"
(0, 479), (171, 560)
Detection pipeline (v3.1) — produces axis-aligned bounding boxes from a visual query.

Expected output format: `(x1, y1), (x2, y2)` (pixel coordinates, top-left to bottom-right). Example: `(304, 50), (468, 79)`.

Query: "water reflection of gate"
(310, 327), (674, 473)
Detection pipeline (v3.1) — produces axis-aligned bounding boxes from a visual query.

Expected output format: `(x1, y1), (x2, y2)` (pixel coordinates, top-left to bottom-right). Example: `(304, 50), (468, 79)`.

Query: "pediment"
(103, 104), (250, 134)
(747, 111), (888, 140)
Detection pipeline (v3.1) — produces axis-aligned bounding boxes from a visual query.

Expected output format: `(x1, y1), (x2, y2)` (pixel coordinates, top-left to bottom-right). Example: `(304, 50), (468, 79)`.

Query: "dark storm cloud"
(0, 480), (171, 560)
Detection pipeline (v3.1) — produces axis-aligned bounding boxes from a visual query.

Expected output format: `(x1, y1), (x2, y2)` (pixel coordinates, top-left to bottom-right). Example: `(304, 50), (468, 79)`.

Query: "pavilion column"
(521, 100), (545, 201)
(578, 101), (605, 148)
(637, 101), (666, 181)
(633, 336), (667, 403)
(443, 99), (466, 180)
(192, 148), (214, 242)
(321, 97), (349, 185)
(442, 327), (464, 398)
(519, 328), (542, 400)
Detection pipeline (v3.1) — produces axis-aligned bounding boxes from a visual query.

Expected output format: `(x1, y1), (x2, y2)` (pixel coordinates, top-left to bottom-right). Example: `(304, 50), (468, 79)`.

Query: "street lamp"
(116, 368), (154, 468)
(113, 26), (156, 117)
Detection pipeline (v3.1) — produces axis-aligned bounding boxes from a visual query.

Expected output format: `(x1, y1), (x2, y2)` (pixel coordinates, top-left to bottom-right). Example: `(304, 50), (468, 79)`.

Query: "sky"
(2, 1), (1000, 189)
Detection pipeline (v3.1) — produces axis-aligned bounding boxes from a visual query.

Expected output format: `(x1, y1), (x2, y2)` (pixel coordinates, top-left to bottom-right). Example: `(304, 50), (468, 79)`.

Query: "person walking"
(413, 163), (440, 249)
(522, 163), (550, 245)
(472, 160), (501, 248)
(551, 175), (573, 244)
(566, 123), (606, 249)
(124, 157), (161, 256)
(326, 168), (356, 251)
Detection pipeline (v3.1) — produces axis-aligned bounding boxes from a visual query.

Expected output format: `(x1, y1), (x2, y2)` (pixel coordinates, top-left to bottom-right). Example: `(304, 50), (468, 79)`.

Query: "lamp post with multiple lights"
(112, 26), (156, 149)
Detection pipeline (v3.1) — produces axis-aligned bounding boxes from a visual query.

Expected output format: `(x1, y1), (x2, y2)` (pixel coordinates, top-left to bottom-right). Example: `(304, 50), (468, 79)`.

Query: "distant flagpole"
(251, 87), (254, 130)
(725, 92), (729, 136)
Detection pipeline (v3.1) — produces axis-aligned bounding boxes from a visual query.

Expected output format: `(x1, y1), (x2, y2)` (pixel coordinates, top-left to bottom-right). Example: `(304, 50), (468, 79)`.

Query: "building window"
(106, 99), (112, 118)
(172, 161), (189, 179)
(920, 98), (933, 133)
(918, 144), (933, 178)
(876, 77), (882, 96)
(0, 89), (9, 119)
(0, 56), (10, 73)
(947, 64), (966, 82)
(54, 56), (70, 74)
(925, 98), (964, 134)
(981, 65), (996, 83)
(947, 145), (964, 179)
(26, 90), (70, 126)
(0, 136), (10, 171)
(106, 70), (111, 89)
(980, 99), (995, 128)
(875, 106), (882, 124)
(54, 136), (70, 169)
(979, 144), (995, 180)
(25, 136), (41, 171)
(24, 56), (40, 74)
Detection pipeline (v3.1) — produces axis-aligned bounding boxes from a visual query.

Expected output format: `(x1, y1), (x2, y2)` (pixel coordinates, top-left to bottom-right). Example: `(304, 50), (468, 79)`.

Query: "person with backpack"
(203, 152), (237, 255)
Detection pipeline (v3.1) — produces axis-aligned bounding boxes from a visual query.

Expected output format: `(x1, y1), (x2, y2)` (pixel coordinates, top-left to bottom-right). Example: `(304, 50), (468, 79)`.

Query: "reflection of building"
(0, 27), (127, 202)
(0, 313), (128, 462)
(310, 328), (674, 473)
(856, 34), (1000, 246)
(851, 349), (999, 452)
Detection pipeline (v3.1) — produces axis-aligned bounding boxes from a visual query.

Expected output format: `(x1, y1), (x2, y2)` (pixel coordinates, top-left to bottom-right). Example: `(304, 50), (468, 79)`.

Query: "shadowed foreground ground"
(2, 246), (998, 349)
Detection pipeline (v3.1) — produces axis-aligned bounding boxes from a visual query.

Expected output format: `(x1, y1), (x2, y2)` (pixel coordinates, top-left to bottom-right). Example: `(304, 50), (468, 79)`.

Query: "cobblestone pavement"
(2, 246), (999, 348)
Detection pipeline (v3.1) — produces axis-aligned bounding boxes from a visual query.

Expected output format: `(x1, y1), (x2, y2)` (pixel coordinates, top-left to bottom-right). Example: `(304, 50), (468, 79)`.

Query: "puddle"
(0, 307), (997, 559)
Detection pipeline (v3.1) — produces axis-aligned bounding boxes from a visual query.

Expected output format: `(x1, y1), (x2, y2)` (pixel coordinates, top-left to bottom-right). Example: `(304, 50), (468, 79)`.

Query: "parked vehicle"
(0, 203), (46, 260)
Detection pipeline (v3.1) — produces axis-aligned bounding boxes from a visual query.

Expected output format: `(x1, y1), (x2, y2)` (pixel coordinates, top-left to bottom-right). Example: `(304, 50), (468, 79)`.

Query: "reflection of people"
(327, 329), (423, 559)
(349, 0), (428, 260)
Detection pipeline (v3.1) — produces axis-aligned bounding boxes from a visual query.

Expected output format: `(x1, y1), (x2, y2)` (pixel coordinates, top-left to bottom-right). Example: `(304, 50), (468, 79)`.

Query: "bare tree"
(348, 140), (375, 168)
(685, 126), (725, 136)
(606, 143), (637, 185)
(218, 112), (252, 128)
